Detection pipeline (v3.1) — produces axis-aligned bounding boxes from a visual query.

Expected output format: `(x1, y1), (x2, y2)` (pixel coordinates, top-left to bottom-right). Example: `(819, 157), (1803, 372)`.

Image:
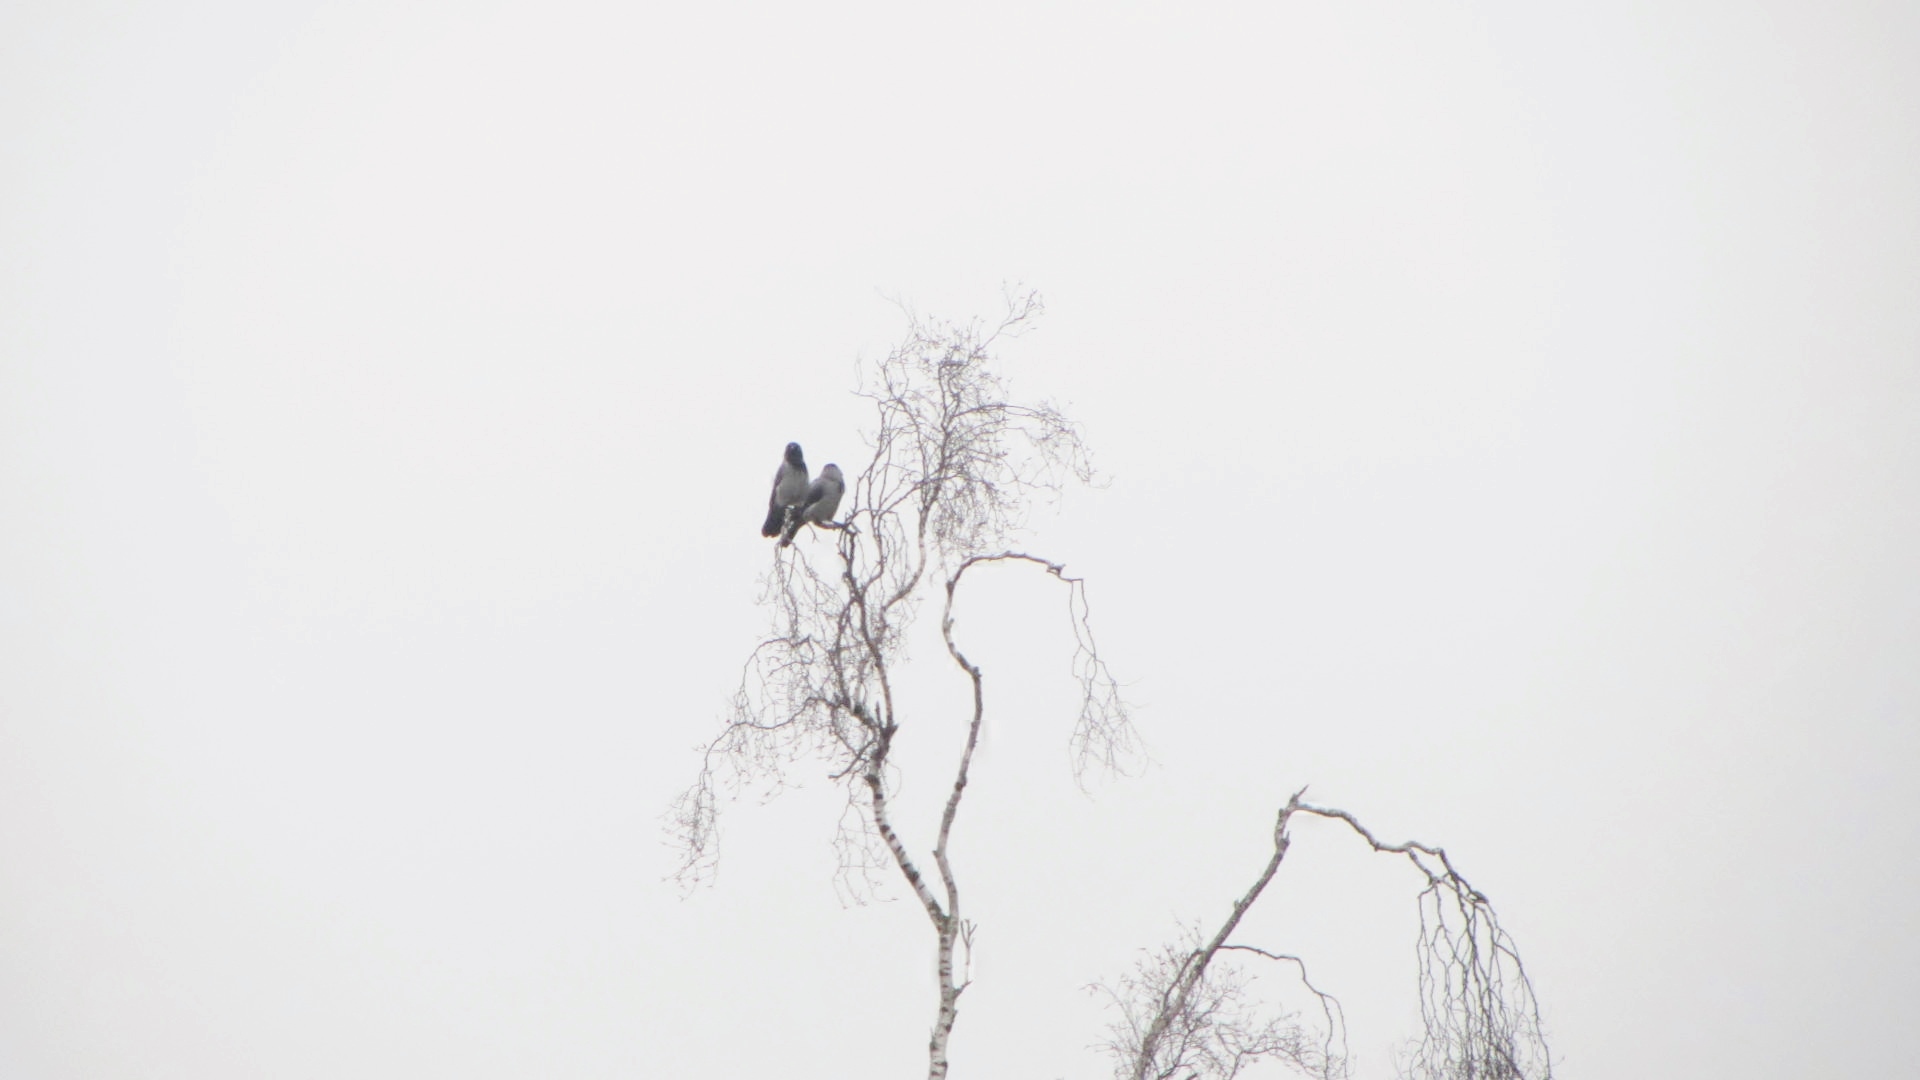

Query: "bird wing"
(763, 457), (811, 537)
(800, 469), (844, 524)
(762, 484), (787, 537)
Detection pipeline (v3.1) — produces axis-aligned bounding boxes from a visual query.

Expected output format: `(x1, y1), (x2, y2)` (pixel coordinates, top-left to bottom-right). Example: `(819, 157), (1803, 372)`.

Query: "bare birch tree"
(1100, 789), (1552, 1080)
(670, 290), (1137, 1079)
(672, 292), (1551, 1080)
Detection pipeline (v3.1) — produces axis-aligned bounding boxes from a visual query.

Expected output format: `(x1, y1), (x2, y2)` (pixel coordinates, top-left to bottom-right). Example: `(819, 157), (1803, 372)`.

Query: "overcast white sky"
(3, 2), (1917, 1078)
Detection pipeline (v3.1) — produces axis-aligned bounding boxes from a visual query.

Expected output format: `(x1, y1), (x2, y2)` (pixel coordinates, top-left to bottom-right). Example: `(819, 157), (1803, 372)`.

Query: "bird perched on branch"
(780, 463), (844, 547)
(761, 442), (810, 538)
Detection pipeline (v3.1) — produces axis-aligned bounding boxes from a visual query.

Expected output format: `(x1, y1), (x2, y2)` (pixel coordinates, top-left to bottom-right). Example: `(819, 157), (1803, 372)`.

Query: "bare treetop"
(671, 291), (1135, 1077)
(853, 290), (1094, 568)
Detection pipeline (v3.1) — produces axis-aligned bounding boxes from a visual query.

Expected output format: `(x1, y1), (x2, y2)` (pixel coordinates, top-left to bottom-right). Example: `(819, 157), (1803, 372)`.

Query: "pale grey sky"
(3, 3), (1917, 1078)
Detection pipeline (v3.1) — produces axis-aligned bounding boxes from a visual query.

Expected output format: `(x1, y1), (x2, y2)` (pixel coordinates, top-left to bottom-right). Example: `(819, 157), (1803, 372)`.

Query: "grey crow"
(761, 442), (810, 537)
(780, 463), (844, 546)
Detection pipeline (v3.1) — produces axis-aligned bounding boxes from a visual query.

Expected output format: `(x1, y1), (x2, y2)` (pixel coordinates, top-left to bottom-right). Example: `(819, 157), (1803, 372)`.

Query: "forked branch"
(1104, 791), (1550, 1080)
